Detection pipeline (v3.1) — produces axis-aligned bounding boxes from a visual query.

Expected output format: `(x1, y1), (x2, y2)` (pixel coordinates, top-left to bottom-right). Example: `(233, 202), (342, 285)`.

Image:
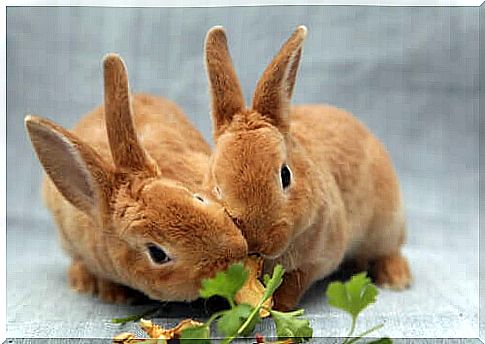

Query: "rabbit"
(202, 26), (412, 311)
(25, 53), (248, 304)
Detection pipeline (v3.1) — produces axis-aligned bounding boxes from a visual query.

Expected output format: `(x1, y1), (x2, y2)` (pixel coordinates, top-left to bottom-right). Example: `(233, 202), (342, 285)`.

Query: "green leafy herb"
(326, 272), (378, 321)
(326, 272), (388, 344)
(179, 325), (211, 344)
(262, 265), (285, 302)
(270, 309), (313, 343)
(111, 306), (160, 324)
(114, 264), (392, 344)
(220, 264), (286, 344)
(217, 304), (259, 337)
(200, 263), (248, 307)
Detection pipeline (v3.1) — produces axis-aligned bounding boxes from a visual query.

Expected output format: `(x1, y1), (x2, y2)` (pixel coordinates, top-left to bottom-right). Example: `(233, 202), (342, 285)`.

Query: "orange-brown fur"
(25, 54), (247, 303)
(203, 26), (411, 310)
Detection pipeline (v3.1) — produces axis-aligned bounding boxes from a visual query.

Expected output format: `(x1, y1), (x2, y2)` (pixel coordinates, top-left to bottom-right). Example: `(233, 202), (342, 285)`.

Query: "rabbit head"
(25, 54), (248, 301)
(203, 27), (309, 258)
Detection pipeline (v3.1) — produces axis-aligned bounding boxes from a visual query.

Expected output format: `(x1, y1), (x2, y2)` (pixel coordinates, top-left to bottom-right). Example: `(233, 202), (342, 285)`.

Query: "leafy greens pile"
(113, 264), (391, 344)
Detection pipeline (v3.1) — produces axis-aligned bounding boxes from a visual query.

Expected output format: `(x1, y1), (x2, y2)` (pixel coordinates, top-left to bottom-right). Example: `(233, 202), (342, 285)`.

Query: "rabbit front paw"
(272, 269), (310, 311)
(96, 278), (149, 305)
(68, 260), (98, 295)
(273, 290), (299, 312)
(68, 260), (145, 304)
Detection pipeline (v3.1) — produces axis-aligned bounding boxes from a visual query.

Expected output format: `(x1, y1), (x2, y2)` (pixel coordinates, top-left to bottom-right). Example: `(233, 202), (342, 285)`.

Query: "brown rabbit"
(202, 26), (411, 311)
(25, 54), (247, 304)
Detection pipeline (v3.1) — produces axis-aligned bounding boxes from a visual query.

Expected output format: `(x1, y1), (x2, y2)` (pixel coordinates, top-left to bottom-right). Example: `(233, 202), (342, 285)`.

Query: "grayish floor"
(6, 5), (481, 341)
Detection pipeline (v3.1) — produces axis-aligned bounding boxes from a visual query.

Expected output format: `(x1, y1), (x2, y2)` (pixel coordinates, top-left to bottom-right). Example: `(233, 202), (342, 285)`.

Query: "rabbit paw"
(273, 291), (298, 312)
(68, 260), (145, 304)
(272, 269), (309, 311)
(68, 260), (98, 295)
(370, 254), (412, 290)
(97, 279), (148, 304)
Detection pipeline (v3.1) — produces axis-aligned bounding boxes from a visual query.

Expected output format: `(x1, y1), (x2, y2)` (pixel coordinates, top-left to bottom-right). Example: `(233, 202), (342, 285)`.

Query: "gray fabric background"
(6, 5), (481, 341)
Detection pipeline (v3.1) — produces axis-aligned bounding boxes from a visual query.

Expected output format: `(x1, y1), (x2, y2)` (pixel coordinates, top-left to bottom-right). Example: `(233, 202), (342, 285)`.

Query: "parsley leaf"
(217, 304), (260, 337)
(326, 272), (378, 321)
(269, 309), (313, 343)
(200, 263), (248, 306)
(179, 325), (211, 344)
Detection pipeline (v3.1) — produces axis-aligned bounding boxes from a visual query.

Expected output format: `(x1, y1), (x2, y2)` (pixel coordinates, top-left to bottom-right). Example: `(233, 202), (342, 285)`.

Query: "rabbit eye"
(280, 164), (292, 189)
(147, 244), (171, 264)
(194, 194), (206, 203)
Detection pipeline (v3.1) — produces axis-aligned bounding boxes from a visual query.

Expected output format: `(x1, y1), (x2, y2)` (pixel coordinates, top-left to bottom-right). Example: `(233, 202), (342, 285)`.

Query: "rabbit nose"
(225, 235), (248, 262)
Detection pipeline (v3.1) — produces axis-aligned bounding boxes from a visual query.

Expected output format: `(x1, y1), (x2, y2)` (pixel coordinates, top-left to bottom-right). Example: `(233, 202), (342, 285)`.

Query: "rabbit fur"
(202, 26), (411, 311)
(25, 54), (248, 304)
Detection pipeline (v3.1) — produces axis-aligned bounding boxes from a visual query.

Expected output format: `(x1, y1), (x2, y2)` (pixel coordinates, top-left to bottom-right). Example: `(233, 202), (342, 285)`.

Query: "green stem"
(221, 300), (264, 344)
(228, 298), (236, 309)
(345, 323), (384, 344)
(205, 310), (227, 327)
(237, 304), (261, 335)
(342, 317), (356, 344)
(111, 306), (160, 324)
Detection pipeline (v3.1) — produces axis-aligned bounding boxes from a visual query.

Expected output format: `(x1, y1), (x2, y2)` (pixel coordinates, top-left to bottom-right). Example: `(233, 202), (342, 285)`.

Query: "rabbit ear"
(25, 115), (114, 216)
(103, 54), (159, 175)
(252, 26), (307, 133)
(205, 26), (246, 138)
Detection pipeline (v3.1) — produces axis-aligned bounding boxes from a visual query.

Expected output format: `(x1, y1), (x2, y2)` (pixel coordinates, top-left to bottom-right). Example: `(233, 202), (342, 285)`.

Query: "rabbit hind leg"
(68, 259), (98, 296)
(357, 211), (412, 290)
(369, 253), (411, 290)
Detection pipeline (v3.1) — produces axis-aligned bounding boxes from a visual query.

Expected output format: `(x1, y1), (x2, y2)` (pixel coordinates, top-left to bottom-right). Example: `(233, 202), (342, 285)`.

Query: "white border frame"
(3, 0), (485, 7)
(1, 2), (6, 343)
(2, 1), (482, 343)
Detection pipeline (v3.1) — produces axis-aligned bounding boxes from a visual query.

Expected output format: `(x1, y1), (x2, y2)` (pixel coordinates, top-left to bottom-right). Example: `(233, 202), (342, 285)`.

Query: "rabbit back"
(73, 93), (211, 186)
(290, 104), (406, 260)
(41, 93), (212, 280)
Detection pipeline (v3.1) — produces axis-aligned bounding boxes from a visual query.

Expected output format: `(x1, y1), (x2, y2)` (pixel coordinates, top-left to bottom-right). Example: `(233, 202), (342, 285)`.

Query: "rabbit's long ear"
(252, 26), (307, 133)
(103, 54), (159, 175)
(25, 115), (114, 216)
(205, 26), (246, 138)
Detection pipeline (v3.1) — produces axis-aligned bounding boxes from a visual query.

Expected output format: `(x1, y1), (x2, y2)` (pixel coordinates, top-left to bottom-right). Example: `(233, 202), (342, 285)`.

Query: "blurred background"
(6, 6), (480, 339)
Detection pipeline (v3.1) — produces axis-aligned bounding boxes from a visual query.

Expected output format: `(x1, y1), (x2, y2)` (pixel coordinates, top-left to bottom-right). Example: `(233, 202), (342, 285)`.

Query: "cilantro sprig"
(270, 309), (313, 341)
(177, 263), (313, 344)
(199, 263), (248, 308)
(326, 272), (390, 344)
(113, 266), (392, 344)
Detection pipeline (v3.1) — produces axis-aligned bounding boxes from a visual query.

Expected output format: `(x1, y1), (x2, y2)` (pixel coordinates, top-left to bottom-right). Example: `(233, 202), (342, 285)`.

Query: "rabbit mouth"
(260, 252), (284, 260)
(248, 245), (283, 260)
(248, 252), (262, 259)
(252, 234), (291, 260)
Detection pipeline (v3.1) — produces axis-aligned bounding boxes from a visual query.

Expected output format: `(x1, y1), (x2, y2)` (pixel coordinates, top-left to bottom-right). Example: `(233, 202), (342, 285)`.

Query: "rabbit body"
(203, 27), (411, 311)
(42, 94), (210, 290)
(288, 104), (405, 258)
(27, 55), (247, 304)
(264, 104), (408, 309)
